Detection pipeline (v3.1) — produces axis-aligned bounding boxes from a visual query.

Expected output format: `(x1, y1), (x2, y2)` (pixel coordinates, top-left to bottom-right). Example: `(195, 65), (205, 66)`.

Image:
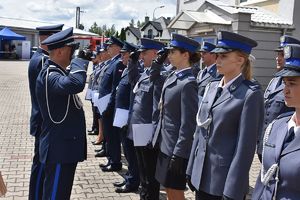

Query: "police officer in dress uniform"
(151, 33), (199, 200)
(127, 38), (165, 200)
(86, 50), (100, 136)
(93, 43), (113, 157)
(35, 27), (89, 200)
(186, 31), (264, 200)
(92, 43), (111, 148)
(113, 42), (140, 193)
(197, 42), (222, 99)
(28, 24), (63, 200)
(97, 36), (125, 172)
(256, 36), (300, 161)
(252, 44), (300, 200)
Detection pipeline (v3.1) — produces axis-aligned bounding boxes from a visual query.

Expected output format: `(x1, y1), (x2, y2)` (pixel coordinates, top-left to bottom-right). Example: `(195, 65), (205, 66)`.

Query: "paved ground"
(0, 61), (261, 199)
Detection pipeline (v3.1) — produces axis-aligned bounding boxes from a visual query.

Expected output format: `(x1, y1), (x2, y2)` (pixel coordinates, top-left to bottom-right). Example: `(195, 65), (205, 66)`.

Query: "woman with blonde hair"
(186, 31), (264, 200)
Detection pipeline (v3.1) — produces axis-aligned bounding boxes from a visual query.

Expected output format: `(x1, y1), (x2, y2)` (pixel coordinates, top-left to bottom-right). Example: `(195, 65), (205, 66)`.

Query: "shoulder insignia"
(243, 79), (262, 91)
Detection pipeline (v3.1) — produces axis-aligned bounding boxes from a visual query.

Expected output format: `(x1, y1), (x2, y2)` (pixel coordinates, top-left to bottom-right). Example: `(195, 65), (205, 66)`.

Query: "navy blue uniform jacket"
(35, 58), (88, 164)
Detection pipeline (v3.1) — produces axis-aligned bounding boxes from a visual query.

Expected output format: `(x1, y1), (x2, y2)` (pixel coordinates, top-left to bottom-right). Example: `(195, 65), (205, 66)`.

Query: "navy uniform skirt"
(155, 151), (188, 190)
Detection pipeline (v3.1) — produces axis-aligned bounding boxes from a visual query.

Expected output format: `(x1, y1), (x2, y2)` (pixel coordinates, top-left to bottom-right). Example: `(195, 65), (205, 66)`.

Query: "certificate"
(132, 123), (154, 146)
(95, 93), (111, 114)
(113, 108), (129, 128)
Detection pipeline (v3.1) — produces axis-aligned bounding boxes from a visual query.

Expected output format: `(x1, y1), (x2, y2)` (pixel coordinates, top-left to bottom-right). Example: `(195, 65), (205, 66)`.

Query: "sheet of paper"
(113, 108), (129, 128)
(92, 92), (99, 103)
(132, 123), (154, 146)
(96, 93), (111, 114)
(85, 88), (92, 100)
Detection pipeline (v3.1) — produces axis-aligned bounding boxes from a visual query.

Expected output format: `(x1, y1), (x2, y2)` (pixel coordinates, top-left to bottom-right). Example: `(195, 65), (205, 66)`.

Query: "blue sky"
(0, 0), (177, 31)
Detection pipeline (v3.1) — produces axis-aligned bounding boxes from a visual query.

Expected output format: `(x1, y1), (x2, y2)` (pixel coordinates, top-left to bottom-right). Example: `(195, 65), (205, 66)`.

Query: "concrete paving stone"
(0, 61), (262, 199)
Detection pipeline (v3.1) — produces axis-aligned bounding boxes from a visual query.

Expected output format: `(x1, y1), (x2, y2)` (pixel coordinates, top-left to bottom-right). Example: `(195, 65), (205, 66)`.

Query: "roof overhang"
(168, 10), (231, 30)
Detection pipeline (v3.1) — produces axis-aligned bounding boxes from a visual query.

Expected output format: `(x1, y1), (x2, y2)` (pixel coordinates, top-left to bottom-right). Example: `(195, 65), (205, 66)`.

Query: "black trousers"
(120, 128), (140, 188)
(135, 147), (160, 200)
(42, 163), (77, 200)
(29, 135), (44, 200)
(102, 112), (121, 166)
(91, 102), (99, 131)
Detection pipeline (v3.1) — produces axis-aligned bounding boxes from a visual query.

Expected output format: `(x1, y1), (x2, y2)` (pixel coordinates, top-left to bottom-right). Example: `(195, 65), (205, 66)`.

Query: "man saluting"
(35, 27), (90, 200)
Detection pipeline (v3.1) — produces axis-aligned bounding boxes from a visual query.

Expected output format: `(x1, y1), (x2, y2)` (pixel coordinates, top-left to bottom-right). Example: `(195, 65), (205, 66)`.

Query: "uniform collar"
(205, 63), (215, 72)
(175, 67), (191, 75)
(47, 59), (67, 73)
(37, 47), (49, 55)
(218, 73), (242, 91)
(288, 113), (300, 136)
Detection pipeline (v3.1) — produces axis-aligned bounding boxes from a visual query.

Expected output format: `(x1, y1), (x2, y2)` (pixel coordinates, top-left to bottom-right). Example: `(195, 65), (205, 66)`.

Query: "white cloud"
(0, 0), (176, 31)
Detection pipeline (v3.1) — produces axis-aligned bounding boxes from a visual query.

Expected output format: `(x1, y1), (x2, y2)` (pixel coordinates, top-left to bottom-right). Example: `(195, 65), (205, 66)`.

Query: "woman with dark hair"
(152, 33), (199, 200)
(186, 31), (264, 200)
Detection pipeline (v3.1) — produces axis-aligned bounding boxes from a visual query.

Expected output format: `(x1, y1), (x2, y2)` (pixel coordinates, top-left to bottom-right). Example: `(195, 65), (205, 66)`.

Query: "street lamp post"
(153, 5), (165, 21)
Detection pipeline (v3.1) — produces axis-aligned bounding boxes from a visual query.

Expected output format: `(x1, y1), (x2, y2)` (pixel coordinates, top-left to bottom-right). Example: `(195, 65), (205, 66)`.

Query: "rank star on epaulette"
(177, 73), (183, 78)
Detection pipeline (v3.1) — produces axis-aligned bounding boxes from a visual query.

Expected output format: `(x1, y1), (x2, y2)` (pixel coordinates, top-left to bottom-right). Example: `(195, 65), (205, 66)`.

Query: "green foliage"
(89, 22), (116, 37)
(119, 28), (126, 41)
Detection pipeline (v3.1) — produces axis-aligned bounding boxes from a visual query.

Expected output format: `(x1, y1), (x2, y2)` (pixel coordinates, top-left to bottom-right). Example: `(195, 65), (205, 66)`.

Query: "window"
(240, 0), (248, 2)
(127, 32), (130, 36)
(148, 29), (153, 39)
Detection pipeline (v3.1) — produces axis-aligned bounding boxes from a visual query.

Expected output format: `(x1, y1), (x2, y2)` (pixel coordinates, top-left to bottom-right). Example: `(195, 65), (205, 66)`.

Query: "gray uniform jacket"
(152, 69), (198, 159)
(197, 64), (222, 98)
(186, 75), (264, 200)
(257, 76), (294, 157)
(128, 69), (154, 140)
(252, 112), (300, 200)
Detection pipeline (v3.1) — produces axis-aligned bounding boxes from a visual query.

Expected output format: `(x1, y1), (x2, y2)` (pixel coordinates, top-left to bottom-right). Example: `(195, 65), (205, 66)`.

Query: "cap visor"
(165, 46), (174, 50)
(275, 68), (300, 77)
(274, 47), (283, 52)
(211, 47), (232, 53)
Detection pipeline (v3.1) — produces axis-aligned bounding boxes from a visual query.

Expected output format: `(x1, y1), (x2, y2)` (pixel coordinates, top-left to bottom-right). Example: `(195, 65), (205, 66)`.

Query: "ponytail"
(237, 51), (252, 80)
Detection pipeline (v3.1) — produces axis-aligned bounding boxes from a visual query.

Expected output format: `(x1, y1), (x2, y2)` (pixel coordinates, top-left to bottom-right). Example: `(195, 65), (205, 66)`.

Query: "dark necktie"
(275, 77), (282, 89)
(201, 68), (207, 79)
(213, 87), (223, 105)
(283, 127), (295, 149)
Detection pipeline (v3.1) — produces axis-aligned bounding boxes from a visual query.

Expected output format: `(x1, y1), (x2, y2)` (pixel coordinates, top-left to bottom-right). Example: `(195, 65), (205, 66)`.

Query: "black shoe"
(95, 148), (104, 152)
(92, 140), (103, 145)
(88, 130), (98, 135)
(87, 128), (95, 133)
(115, 185), (138, 193)
(113, 180), (126, 187)
(101, 164), (122, 172)
(95, 150), (106, 157)
(99, 162), (110, 169)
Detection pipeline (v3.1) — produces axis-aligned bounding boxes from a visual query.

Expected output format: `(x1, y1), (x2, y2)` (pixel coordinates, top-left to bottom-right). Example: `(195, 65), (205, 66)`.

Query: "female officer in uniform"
(252, 44), (300, 200)
(151, 33), (199, 200)
(186, 31), (264, 200)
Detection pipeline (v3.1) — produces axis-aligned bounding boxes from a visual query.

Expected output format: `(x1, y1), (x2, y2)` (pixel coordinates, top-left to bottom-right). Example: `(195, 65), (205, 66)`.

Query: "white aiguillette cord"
(45, 65), (82, 124)
(260, 121), (280, 200)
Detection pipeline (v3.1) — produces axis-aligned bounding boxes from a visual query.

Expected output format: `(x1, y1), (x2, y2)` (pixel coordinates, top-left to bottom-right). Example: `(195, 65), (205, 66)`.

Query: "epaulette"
(243, 79), (261, 91)
(210, 78), (221, 83)
(188, 76), (196, 80)
(276, 111), (294, 120)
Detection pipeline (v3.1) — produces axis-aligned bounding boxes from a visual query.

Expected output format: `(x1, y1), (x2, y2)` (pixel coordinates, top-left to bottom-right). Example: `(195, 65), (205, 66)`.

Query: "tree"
(115, 31), (119, 38)
(129, 18), (135, 27)
(119, 28), (126, 41)
(137, 20), (145, 28)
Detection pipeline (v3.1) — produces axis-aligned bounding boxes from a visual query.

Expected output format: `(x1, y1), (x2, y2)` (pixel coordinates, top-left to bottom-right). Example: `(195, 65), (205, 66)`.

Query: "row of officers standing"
(27, 23), (300, 200)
